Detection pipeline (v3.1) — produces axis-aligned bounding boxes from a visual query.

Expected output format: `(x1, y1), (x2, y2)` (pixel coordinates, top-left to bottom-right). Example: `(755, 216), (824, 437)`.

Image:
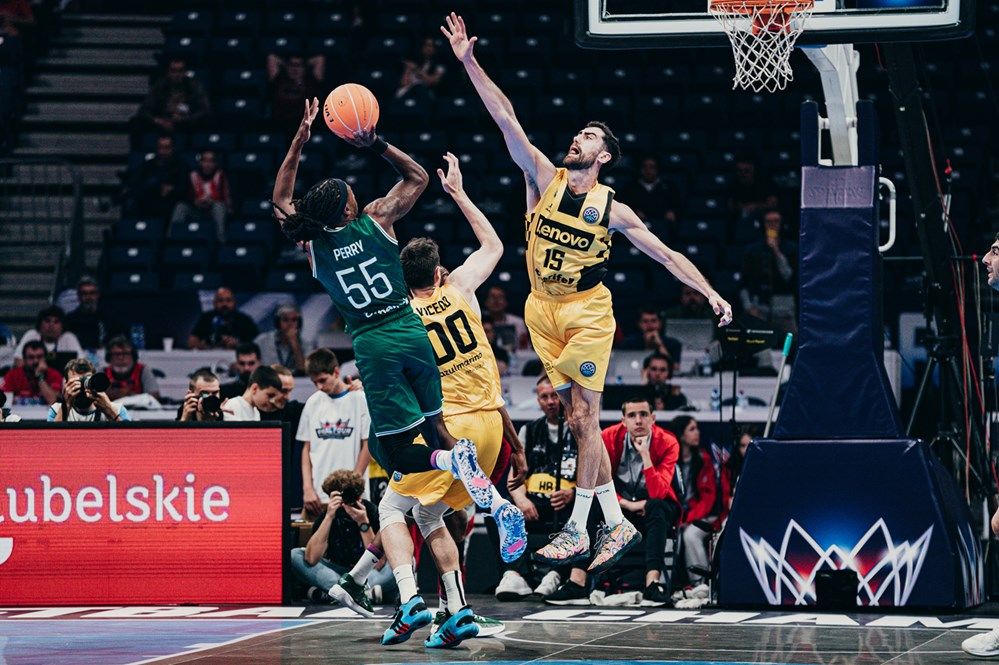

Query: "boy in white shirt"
(298, 349), (371, 517)
(222, 365), (283, 421)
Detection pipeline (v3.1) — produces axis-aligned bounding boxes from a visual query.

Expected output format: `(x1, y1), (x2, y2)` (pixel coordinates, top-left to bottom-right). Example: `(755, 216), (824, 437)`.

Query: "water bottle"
(130, 324), (146, 351)
(709, 387), (721, 412)
(737, 389), (748, 410)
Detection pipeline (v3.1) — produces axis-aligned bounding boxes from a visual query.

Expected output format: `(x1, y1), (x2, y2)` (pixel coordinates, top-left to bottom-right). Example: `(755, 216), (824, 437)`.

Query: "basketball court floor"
(3, 598), (998, 664)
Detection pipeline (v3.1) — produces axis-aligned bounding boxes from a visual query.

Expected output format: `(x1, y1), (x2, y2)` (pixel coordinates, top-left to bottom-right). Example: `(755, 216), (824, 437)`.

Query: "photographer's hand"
(326, 491), (343, 516)
(63, 377), (81, 408)
(342, 499), (369, 525)
(92, 391), (120, 420)
(180, 391), (198, 422)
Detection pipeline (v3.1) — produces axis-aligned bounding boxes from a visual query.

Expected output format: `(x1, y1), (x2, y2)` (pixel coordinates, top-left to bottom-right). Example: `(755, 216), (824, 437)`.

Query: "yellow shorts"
(524, 283), (615, 392)
(389, 409), (502, 510)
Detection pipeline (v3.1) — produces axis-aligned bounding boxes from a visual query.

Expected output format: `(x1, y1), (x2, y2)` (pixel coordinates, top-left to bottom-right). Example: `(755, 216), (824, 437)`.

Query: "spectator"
(0, 0), (34, 38)
(64, 276), (123, 353)
(312, 315), (353, 353)
(267, 53), (325, 140)
(544, 397), (680, 607)
(131, 58), (209, 144)
(0, 391), (21, 423)
(717, 425), (757, 530)
(221, 364), (282, 421)
(622, 156), (677, 227)
(1, 340), (61, 405)
(122, 134), (186, 219)
(255, 303), (307, 374)
(102, 335), (161, 402)
(188, 286), (259, 350)
(494, 376), (577, 601)
(668, 415), (718, 588)
(618, 307), (681, 369)
(14, 305), (83, 362)
(727, 156), (778, 220)
(665, 285), (717, 321)
(0, 321), (16, 370)
(220, 342), (262, 399)
(740, 208), (797, 334)
(642, 352), (688, 411)
(480, 315), (510, 376)
(298, 349), (371, 518)
(484, 285), (529, 351)
(48, 358), (131, 422)
(261, 363), (306, 437)
(395, 36), (446, 101)
(177, 368), (223, 422)
(289, 470), (395, 604)
(171, 149), (232, 242)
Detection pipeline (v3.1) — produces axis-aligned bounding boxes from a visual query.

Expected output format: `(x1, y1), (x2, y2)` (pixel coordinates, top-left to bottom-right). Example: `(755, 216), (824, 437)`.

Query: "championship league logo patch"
(579, 361), (597, 377)
(315, 419), (355, 440)
(582, 206), (600, 224)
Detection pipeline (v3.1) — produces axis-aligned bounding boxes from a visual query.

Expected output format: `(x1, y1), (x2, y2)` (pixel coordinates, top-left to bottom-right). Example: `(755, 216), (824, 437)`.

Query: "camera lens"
(200, 394), (222, 414)
(82, 373), (111, 393)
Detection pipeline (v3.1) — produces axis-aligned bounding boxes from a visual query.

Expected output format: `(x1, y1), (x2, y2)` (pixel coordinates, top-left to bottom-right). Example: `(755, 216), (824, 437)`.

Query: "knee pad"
(412, 502), (449, 539)
(378, 487), (417, 529)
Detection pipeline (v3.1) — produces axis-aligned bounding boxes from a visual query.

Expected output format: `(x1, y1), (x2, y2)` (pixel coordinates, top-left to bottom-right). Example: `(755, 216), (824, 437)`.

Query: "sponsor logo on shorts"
(582, 206), (600, 224)
(392, 471), (404, 482)
(579, 361), (597, 378)
(536, 217), (595, 251)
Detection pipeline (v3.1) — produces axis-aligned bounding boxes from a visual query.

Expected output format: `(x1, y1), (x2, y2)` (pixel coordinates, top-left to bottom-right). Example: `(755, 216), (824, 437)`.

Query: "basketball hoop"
(709, 0), (814, 93)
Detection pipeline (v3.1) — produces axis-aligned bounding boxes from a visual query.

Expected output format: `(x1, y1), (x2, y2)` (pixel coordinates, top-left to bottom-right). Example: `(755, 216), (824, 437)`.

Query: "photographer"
(47, 358), (131, 422)
(0, 392), (22, 423)
(177, 368), (224, 422)
(289, 470), (396, 604)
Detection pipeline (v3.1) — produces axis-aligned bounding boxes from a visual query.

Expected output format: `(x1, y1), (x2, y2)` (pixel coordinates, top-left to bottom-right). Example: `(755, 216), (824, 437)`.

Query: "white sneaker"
(963, 627), (999, 657)
(495, 570), (533, 601)
(533, 570), (562, 597)
(671, 583), (710, 602)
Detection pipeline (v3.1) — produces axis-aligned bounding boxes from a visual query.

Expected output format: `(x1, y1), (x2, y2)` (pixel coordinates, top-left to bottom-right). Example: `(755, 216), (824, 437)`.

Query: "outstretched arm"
(272, 97), (319, 224)
(348, 131), (429, 232)
(610, 200), (733, 327)
(437, 153), (502, 301)
(441, 13), (556, 190)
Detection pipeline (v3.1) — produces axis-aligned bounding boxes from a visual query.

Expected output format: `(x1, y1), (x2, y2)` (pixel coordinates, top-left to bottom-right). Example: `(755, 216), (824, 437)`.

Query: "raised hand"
(436, 152), (464, 196)
(709, 293), (734, 327)
(342, 127), (376, 148)
(295, 97), (320, 146)
(441, 12), (477, 63)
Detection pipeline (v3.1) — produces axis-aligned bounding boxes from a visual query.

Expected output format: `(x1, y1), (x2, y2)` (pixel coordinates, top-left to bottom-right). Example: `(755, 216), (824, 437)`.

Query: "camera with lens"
(81, 373), (111, 394)
(199, 392), (223, 419)
(340, 484), (362, 506)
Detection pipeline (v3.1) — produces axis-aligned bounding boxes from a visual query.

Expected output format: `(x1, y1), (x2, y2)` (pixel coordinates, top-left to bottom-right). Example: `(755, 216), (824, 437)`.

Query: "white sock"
(431, 450), (452, 471)
(393, 564), (418, 603)
(567, 487), (594, 531)
(488, 486), (506, 514)
(595, 482), (624, 526)
(441, 570), (466, 614)
(348, 549), (379, 583)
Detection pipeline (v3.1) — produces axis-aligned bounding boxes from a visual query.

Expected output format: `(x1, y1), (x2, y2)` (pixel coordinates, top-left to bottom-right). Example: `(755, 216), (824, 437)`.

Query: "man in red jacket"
(546, 396), (679, 607)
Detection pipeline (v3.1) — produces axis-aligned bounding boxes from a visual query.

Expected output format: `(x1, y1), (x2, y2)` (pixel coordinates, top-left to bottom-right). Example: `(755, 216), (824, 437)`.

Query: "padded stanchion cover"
(773, 166), (902, 439)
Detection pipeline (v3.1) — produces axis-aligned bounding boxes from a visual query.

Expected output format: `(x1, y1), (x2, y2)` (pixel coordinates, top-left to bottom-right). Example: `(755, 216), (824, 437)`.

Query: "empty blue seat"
(115, 218), (163, 244)
(172, 271), (222, 291)
(110, 271), (159, 294)
(260, 36), (305, 57)
(221, 69), (266, 97)
(191, 132), (237, 153)
(267, 10), (308, 33)
(209, 37), (253, 66)
(265, 268), (313, 291)
(108, 245), (156, 270)
(162, 244), (211, 270)
(169, 219), (216, 243)
(217, 10), (261, 36)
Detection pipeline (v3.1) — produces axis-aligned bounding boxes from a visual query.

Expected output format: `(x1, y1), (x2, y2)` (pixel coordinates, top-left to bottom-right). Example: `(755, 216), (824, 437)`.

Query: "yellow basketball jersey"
(410, 283), (503, 416)
(525, 167), (615, 298)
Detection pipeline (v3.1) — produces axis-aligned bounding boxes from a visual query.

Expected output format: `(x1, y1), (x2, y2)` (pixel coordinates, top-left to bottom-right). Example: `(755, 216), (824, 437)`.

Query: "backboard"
(575, 0), (974, 49)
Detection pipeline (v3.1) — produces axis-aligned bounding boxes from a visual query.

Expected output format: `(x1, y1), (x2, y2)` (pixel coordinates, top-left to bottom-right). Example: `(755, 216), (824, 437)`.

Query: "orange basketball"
(323, 83), (380, 139)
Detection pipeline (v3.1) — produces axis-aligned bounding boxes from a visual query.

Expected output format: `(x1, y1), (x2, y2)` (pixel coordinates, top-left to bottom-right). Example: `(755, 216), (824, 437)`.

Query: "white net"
(709, 0), (814, 93)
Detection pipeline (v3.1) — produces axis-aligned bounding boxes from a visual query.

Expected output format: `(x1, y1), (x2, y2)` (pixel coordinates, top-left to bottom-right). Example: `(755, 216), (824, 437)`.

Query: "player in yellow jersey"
(443, 12), (734, 575)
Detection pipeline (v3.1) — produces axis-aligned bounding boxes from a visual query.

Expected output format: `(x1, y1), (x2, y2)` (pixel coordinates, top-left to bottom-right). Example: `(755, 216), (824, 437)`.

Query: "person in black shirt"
(63, 276), (123, 352)
(289, 470), (396, 603)
(187, 287), (259, 350)
(220, 342), (262, 399)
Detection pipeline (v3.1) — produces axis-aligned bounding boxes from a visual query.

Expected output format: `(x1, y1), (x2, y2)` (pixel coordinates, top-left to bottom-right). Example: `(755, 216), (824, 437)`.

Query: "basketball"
(323, 83), (380, 139)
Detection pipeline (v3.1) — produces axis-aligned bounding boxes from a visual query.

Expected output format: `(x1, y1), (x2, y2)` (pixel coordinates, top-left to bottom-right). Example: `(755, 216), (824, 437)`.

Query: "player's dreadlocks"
(272, 178), (349, 243)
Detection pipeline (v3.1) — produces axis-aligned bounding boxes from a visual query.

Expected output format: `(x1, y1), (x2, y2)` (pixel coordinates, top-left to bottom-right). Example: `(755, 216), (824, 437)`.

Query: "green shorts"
(353, 311), (443, 439)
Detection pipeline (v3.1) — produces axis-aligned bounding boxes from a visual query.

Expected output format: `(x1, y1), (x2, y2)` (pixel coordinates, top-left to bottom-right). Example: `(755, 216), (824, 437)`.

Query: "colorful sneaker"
(381, 595), (432, 646)
(431, 610), (506, 638)
(424, 606), (479, 648)
(329, 572), (374, 618)
(471, 614), (505, 637)
(587, 520), (643, 575)
(493, 502), (527, 563)
(450, 438), (494, 510)
(533, 525), (590, 566)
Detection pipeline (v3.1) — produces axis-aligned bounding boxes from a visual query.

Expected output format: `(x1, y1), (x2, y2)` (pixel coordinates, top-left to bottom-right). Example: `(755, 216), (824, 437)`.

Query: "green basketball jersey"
(308, 214), (411, 335)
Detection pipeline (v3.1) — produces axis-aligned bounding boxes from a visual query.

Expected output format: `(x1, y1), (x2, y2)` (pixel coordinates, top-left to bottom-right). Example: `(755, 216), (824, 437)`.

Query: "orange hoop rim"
(709, 0), (814, 14)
